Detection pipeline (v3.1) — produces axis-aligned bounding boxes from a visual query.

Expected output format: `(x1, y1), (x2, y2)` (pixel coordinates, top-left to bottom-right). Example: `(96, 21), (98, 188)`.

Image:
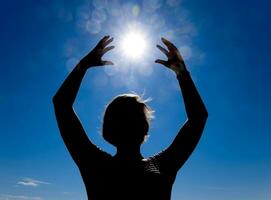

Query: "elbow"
(52, 94), (59, 106)
(200, 107), (208, 124)
(202, 107), (208, 120)
(52, 94), (62, 107)
(199, 103), (208, 121)
(52, 94), (72, 109)
(189, 107), (208, 124)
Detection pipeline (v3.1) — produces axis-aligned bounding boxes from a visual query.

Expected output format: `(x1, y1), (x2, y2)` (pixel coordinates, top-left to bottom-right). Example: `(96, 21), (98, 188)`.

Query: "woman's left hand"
(155, 37), (187, 75)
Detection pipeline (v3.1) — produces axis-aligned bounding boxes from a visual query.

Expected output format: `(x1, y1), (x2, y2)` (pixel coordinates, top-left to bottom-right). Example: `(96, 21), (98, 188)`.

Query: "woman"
(53, 36), (208, 200)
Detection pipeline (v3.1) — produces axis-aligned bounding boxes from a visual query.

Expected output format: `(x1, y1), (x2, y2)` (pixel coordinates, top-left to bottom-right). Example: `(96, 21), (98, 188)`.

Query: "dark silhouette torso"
(53, 50), (208, 200)
(79, 151), (176, 200)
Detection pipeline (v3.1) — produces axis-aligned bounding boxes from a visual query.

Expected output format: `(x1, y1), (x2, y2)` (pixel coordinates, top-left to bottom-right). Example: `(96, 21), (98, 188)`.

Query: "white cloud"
(17, 182), (38, 187)
(17, 178), (50, 187)
(0, 194), (42, 200)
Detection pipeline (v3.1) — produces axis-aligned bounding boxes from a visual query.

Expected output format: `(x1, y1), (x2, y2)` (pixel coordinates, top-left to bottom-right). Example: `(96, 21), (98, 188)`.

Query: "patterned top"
(77, 149), (178, 200)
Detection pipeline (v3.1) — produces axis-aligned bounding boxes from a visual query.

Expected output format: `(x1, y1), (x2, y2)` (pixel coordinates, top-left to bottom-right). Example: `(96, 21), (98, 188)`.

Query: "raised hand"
(80, 35), (114, 69)
(155, 37), (187, 75)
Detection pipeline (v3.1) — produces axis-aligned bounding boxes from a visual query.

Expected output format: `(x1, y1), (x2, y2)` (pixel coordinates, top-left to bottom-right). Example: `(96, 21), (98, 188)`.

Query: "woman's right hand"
(80, 35), (114, 69)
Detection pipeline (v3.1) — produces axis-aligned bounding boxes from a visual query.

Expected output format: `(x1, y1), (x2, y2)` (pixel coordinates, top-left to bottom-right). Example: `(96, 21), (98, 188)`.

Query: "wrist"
(78, 60), (93, 71)
(174, 61), (187, 75)
(176, 68), (190, 79)
(76, 62), (89, 72)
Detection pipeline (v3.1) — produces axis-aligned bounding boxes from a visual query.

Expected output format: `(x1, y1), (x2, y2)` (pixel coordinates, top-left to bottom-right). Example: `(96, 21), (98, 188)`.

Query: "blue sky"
(0, 0), (271, 200)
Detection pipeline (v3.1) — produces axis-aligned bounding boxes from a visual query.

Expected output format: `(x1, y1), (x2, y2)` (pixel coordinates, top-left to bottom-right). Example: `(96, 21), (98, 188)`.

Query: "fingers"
(97, 35), (110, 47)
(156, 45), (169, 56)
(96, 35), (114, 50)
(95, 36), (115, 58)
(102, 45), (115, 55)
(161, 37), (177, 51)
(104, 37), (114, 47)
(100, 36), (113, 49)
(102, 60), (114, 65)
(99, 36), (114, 55)
(155, 40), (170, 67)
(155, 59), (169, 67)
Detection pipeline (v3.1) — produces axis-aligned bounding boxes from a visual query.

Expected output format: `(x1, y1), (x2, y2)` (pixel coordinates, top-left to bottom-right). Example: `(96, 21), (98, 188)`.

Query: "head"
(102, 94), (153, 148)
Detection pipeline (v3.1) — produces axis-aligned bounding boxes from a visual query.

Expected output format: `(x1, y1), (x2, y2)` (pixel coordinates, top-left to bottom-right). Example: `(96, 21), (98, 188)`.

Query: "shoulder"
(79, 146), (113, 170)
(142, 157), (161, 174)
(146, 151), (178, 179)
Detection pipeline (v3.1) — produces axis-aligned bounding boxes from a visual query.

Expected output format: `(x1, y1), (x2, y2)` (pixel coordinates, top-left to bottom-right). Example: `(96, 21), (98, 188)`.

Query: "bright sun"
(120, 30), (147, 60)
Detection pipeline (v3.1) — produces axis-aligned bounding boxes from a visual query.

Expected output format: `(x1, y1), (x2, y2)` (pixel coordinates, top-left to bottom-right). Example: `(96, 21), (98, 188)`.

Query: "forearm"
(53, 63), (88, 106)
(160, 70), (208, 170)
(177, 70), (208, 120)
(154, 38), (208, 172)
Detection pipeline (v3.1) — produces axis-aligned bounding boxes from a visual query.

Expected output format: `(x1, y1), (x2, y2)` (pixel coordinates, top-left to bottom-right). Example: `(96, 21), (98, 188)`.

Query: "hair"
(102, 93), (154, 147)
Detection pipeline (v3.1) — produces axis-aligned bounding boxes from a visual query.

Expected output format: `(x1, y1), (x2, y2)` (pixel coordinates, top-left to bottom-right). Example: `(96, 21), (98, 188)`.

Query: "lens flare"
(120, 30), (148, 60)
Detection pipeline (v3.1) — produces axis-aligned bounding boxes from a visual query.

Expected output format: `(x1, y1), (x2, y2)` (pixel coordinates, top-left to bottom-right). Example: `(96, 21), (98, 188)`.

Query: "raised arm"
(53, 36), (114, 167)
(154, 38), (208, 174)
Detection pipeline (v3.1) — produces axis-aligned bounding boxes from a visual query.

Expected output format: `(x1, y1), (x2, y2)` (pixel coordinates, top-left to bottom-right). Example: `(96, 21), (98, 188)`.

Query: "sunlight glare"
(120, 30), (148, 60)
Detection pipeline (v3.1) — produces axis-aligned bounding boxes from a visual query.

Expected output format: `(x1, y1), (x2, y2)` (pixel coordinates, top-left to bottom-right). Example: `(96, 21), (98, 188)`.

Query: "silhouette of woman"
(53, 36), (208, 200)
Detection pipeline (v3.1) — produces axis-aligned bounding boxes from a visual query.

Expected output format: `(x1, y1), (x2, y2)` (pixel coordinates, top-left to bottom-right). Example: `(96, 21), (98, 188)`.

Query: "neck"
(115, 145), (143, 161)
